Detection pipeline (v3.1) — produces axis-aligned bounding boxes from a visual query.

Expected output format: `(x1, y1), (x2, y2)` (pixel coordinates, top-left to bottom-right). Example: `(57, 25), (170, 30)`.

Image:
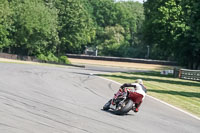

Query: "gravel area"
(68, 58), (174, 70)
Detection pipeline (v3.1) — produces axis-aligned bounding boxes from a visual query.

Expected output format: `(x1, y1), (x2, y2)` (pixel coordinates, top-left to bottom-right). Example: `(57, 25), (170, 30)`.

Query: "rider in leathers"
(120, 79), (147, 112)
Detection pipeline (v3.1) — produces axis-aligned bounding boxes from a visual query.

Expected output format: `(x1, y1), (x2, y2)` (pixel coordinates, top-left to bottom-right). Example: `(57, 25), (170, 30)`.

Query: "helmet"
(135, 79), (143, 84)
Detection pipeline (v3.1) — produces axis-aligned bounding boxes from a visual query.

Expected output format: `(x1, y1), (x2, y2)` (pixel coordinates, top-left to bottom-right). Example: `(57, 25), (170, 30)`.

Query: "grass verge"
(99, 71), (200, 117)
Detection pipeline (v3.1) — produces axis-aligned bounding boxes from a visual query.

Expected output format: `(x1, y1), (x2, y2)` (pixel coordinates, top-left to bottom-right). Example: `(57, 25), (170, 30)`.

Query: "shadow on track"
(100, 109), (135, 116)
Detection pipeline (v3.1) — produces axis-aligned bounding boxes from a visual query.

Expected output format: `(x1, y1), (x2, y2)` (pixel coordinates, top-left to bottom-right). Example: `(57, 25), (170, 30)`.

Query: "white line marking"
(147, 95), (200, 121)
(98, 76), (200, 121)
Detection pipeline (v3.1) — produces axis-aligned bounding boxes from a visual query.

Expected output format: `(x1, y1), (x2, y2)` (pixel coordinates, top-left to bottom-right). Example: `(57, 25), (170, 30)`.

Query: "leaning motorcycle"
(103, 88), (135, 115)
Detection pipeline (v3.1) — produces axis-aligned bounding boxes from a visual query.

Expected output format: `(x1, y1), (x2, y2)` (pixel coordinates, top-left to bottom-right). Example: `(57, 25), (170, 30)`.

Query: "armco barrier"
(179, 69), (200, 81)
(66, 54), (177, 66)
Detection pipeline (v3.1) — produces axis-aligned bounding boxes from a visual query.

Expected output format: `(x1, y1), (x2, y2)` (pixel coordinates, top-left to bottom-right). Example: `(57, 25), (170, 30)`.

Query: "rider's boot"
(134, 107), (139, 112)
(133, 102), (142, 113)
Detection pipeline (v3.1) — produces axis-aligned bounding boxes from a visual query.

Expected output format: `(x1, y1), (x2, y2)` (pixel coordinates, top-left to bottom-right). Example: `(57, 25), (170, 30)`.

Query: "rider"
(120, 79), (147, 112)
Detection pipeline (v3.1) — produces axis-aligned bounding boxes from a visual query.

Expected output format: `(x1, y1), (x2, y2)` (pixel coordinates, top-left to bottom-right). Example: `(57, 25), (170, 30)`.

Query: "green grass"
(99, 71), (200, 117)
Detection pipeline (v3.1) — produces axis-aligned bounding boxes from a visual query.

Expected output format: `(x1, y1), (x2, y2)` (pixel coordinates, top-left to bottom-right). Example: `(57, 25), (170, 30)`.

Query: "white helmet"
(135, 79), (143, 84)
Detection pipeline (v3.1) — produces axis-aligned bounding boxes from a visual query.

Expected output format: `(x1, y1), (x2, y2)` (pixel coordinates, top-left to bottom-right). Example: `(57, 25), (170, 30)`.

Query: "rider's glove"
(119, 86), (124, 92)
(120, 85), (124, 90)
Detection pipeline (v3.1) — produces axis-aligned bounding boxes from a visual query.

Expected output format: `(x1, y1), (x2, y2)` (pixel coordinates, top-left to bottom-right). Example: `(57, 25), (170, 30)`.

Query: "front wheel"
(113, 99), (133, 115)
(103, 99), (112, 111)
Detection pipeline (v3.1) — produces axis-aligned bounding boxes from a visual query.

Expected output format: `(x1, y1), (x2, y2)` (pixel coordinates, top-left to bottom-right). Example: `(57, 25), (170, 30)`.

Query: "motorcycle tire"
(113, 99), (133, 115)
(103, 99), (112, 111)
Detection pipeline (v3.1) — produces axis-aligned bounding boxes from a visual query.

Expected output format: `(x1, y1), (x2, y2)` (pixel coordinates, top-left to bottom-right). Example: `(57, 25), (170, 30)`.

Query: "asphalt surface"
(0, 62), (199, 133)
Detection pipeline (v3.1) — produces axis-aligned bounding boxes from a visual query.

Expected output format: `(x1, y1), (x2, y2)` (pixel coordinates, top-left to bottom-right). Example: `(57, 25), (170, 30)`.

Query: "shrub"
(37, 53), (59, 63)
(59, 56), (71, 64)
(46, 53), (58, 63)
(37, 54), (48, 62)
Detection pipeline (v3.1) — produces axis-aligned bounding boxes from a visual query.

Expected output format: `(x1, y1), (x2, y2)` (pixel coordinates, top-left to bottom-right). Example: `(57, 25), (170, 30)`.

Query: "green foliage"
(1, 0), (199, 69)
(37, 54), (48, 62)
(10, 0), (59, 56)
(58, 56), (71, 64)
(116, 1), (145, 45)
(56, 0), (95, 54)
(1, 0), (145, 64)
(143, 0), (200, 69)
(0, 0), (12, 50)
(46, 53), (59, 62)
(98, 24), (125, 56)
(37, 54), (71, 65)
(177, 0), (200, 69)
(37, 53), (58, 63)
(37, 53), (59, 63)
(88, 0), (144, 57)
(88, 0), (119, 27)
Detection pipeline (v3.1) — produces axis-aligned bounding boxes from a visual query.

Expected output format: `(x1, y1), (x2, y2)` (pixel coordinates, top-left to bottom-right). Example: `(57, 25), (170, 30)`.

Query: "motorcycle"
(103, 88), (135, 115)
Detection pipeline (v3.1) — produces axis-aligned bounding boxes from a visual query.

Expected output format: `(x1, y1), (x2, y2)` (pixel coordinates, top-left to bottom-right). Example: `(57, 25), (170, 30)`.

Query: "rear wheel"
(113, 99), (133, 115)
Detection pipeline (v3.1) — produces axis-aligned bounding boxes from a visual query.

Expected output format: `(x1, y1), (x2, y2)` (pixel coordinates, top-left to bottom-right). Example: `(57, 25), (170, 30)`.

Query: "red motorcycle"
(103, 88), (135, 115)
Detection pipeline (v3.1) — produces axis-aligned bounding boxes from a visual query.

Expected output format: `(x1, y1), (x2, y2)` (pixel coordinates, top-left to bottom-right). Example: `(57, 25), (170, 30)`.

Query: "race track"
(0, 63), (199, 133)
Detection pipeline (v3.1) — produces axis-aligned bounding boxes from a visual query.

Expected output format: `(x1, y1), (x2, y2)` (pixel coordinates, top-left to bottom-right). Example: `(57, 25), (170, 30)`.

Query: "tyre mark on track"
(0, 122), (32, 133)
(3, 103), (90, 133)
(11, 115), (70, 133)
(1, 90), (110, 118)
(31, 91), (107, 115)
(0, 90), (133, 132)
(70, 75), (106, 99)
(84, 86), (105, 98)
(33, 91), (76, 105)
(108, 82), (115, 91)
(33, 90), (100, 113)
(0, 123), (18, 129)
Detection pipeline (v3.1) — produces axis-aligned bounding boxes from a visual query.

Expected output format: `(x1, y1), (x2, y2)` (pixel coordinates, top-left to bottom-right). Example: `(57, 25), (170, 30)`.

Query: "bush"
(37, 54), (71, 65)
(37, 53), (58, 63)
(46, 53), (58, 63)
(37, 54), (48, 62)
(59, 56), (71, 64)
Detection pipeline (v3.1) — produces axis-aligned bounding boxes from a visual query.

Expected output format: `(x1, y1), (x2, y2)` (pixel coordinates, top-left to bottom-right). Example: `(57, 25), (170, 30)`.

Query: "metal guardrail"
(179, 69), (200, 81)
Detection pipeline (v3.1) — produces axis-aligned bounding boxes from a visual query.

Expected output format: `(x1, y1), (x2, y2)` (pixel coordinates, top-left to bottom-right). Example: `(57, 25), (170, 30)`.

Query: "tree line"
(0, 0), (145, 63)
(143, 0), (200, 69)
(0, 0), (199, 69)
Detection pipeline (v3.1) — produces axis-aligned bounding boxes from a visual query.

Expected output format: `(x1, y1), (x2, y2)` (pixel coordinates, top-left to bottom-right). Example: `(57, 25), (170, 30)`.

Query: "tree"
(177, 0), (200, 69)
(143, 0), (186, 60)
(116, 1), (144, 46)
(87, 0), (120, 49)
(88, 0), (145, 57)
(9, 0), (59, 56)
(0, 0), (12, 51)
(143, 0), (200, 69)
(89, 0), (119, 27)
(99, 24), (125, 56)
(1, 0), (146, 61)
(55, 0), (95, 54)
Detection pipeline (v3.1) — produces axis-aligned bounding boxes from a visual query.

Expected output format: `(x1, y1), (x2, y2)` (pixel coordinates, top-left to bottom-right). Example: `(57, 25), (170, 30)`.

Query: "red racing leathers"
(120, 83), (147, 110)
